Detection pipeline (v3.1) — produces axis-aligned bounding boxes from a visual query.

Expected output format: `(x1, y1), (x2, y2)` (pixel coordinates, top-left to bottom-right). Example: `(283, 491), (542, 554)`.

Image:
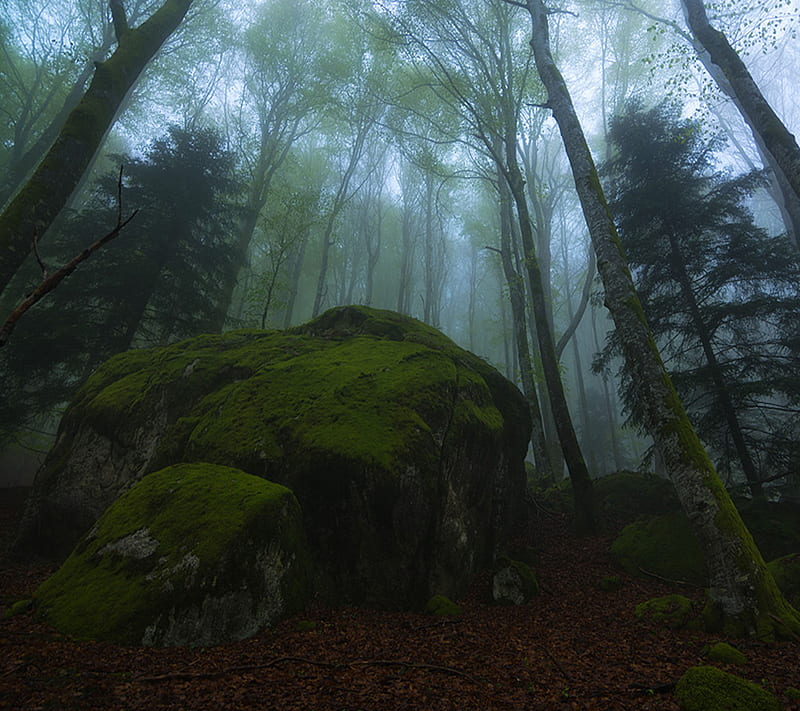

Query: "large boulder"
(17, 306), (530, 608)
(33, 463), (312, 646)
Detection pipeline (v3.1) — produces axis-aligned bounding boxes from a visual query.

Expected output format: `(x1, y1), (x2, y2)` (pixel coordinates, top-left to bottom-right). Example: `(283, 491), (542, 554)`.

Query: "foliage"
(600, 100), (800, 493)
(0, 125), (240, 442)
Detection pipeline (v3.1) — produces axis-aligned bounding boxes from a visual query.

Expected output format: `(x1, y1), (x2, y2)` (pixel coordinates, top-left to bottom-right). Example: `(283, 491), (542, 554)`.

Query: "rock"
(703, 641), (748, 666)
(634, 594), (696, 629)
(593, 470), (680, 528)
(674, 665), (781, 711)
(425, 594), (463, 617)
(33, 463), (311, 646)
(492, 557), (539, 605)
(767, 553), (800, 608)
(17, 306), (530, 609)
(611, 512), (706, 586)
(611, 501), (800, 587)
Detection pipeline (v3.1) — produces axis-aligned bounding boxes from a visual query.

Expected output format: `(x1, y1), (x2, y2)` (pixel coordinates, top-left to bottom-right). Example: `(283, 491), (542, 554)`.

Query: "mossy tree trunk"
(521, 0), (799, 637)
(0, 0), (193, 298)
(680, 0), (800, 222)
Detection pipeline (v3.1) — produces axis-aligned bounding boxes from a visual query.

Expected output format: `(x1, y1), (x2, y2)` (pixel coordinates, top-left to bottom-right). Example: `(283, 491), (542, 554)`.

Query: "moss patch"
(635, 594), (696, 629)
(674, 665), (781, 711)
(425, 595), (463, 617)
(593, 470), (680, 529)
(704, 641), (748, 665)
(611, 512), (706, 585)
(34, 463), (311, 645)
(768, 553), (800, 609)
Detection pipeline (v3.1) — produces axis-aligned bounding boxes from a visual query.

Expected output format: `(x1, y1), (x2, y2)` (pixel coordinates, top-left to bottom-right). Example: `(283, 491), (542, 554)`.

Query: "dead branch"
(0, 166), (137, 348)
(136, 656), (480, 684)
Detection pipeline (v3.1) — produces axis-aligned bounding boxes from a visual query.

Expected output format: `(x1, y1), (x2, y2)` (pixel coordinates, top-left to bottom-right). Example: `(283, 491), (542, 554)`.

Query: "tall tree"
(603, 101), (800, 499)
(516, 0), (799, 636)
(0, 0), (194, 297)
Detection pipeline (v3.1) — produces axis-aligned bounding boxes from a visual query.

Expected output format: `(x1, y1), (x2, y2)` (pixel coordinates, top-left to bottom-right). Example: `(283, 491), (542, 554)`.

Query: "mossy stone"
(3, 599), (33, 618)
(634, 594), (695, 629)
(611, 512), (706, 585)
(704, 641), (748, 665)
(425, 594), (463, 617)
(674, 665), (781, 711)
(18, 306), (530, 610)
(593, 470), (680, 529)
(33, 463), (312, 646)
(767, 553), (800, 609)
(492, 557), (540, 605)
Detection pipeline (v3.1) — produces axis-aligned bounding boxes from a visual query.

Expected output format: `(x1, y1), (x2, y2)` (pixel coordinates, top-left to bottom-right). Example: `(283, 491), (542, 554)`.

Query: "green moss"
(768, 554), (800, 608)
(786, 687), (800, 700)
(34, 463), (309, 644)
(704, 641), (748, 665)
(674, 665), (781, 711)
(598, 575), (624, 592)
(611, 512), (706, 585)
(593, 470), (680, 528)
(425, 594), (463, 617)
(295, 620), (318, 632)
(634, 594), (695, 629)
(3, 599), (33, 618)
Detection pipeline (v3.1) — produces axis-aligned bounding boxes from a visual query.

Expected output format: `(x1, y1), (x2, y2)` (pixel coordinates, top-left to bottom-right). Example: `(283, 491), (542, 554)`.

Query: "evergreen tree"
(0, 125), (240, 442)
(601, 101), (800, 497)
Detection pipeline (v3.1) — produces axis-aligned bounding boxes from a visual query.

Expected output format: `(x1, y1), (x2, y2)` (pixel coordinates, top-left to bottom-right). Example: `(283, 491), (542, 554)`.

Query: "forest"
(2, 0), (800, 709)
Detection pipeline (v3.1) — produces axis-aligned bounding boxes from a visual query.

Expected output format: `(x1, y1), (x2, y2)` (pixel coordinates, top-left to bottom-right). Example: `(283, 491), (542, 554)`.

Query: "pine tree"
(601, 101), (800, 498)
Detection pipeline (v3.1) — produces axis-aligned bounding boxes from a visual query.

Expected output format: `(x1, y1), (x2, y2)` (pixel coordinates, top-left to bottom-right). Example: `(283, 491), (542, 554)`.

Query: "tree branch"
(0, 167), (137, 348)
(109, 0), (129, 41)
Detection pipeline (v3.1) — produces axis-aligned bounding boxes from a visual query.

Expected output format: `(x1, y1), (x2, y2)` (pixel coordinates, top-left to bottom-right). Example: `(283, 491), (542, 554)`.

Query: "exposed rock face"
(18, 306), (530, 609)
(33, 463), (312, 646)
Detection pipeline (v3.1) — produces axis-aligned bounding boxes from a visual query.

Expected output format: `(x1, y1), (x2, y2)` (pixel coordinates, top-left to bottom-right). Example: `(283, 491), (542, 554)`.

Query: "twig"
(0, 166), (137, 348)
(136, 656), (479, 684)
(637, 567), (703, 589)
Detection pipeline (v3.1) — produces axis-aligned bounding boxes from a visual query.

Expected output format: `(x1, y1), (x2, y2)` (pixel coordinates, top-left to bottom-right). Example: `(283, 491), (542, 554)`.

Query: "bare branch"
(0, 168), (137, 348)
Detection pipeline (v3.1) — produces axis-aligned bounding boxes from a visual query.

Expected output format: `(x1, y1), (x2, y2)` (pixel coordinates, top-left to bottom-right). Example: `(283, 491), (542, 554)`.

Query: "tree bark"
(0, 0), (194, 297)
(523, 0), (798, 636)
(680, 0), (800, 223)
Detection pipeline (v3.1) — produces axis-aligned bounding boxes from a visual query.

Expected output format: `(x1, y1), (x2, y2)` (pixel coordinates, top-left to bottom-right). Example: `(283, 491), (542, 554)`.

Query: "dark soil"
(2, 487), (799, 710)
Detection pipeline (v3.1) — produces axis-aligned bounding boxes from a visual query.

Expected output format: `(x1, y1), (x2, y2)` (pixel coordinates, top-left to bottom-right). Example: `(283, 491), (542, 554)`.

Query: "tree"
(0, 0), (195, 297)
(0, 125), (239, 440)
(515, 0), (799, 636)
(602, 101), (800, 498)
(680, 0), (800, 217)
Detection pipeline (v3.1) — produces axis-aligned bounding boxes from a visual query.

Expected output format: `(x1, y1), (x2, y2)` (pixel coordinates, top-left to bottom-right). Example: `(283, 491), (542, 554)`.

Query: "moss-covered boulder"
(611, 512), (706, 585)
(33, 463), (311, 646)
(17, 306), (530, 609)
(593, 470), (680, 528)
(674, 665), (781, 711)
(492, 557), (539, 605)
(611, 501), (800, 587)
(634, 594), (696, 629)
(768, 553), (800, 608)
(703, 641), (748, 666)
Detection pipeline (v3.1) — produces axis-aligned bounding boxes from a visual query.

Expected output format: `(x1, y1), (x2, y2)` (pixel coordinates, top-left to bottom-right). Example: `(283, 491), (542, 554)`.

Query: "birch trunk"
(523, 0), (798, 637)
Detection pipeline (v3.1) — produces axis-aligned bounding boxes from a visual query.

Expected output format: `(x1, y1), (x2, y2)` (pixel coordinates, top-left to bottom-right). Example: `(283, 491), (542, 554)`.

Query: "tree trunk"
(524, 0), (798, 636)
(0, 0), (194, 297)
(680, 0), (800, 220)
(503, 141), (596, 533)
(666, 232), (763, 498)
(498, 172), (553, 483)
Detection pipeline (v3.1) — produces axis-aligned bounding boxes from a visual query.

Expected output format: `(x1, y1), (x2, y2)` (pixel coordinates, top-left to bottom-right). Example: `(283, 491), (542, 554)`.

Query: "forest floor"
(1, 486), (799, 711)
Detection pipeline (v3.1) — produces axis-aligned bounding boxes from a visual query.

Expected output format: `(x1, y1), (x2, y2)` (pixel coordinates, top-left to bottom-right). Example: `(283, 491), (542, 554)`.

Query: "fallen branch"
(136, 656), (479, 684)
(0, 166), (137, 348)
(637, 567), (703, 589)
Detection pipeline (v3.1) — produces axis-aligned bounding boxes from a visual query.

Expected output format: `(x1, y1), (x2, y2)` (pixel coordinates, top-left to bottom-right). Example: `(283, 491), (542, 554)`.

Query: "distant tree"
(0, 125), (239, 441)
(0, 0), (195, 297)
(601, 101), (800, 498)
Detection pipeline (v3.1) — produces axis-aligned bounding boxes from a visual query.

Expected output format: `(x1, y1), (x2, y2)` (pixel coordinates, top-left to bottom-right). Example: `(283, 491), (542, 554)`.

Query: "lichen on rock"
(33, 463), (312, 646)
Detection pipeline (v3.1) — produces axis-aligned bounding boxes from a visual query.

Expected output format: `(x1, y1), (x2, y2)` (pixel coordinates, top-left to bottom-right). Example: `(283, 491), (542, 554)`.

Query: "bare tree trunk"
(523, 0), (798, 636)
(0, 0), (194, 296)
(498, 172), (553, 483)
